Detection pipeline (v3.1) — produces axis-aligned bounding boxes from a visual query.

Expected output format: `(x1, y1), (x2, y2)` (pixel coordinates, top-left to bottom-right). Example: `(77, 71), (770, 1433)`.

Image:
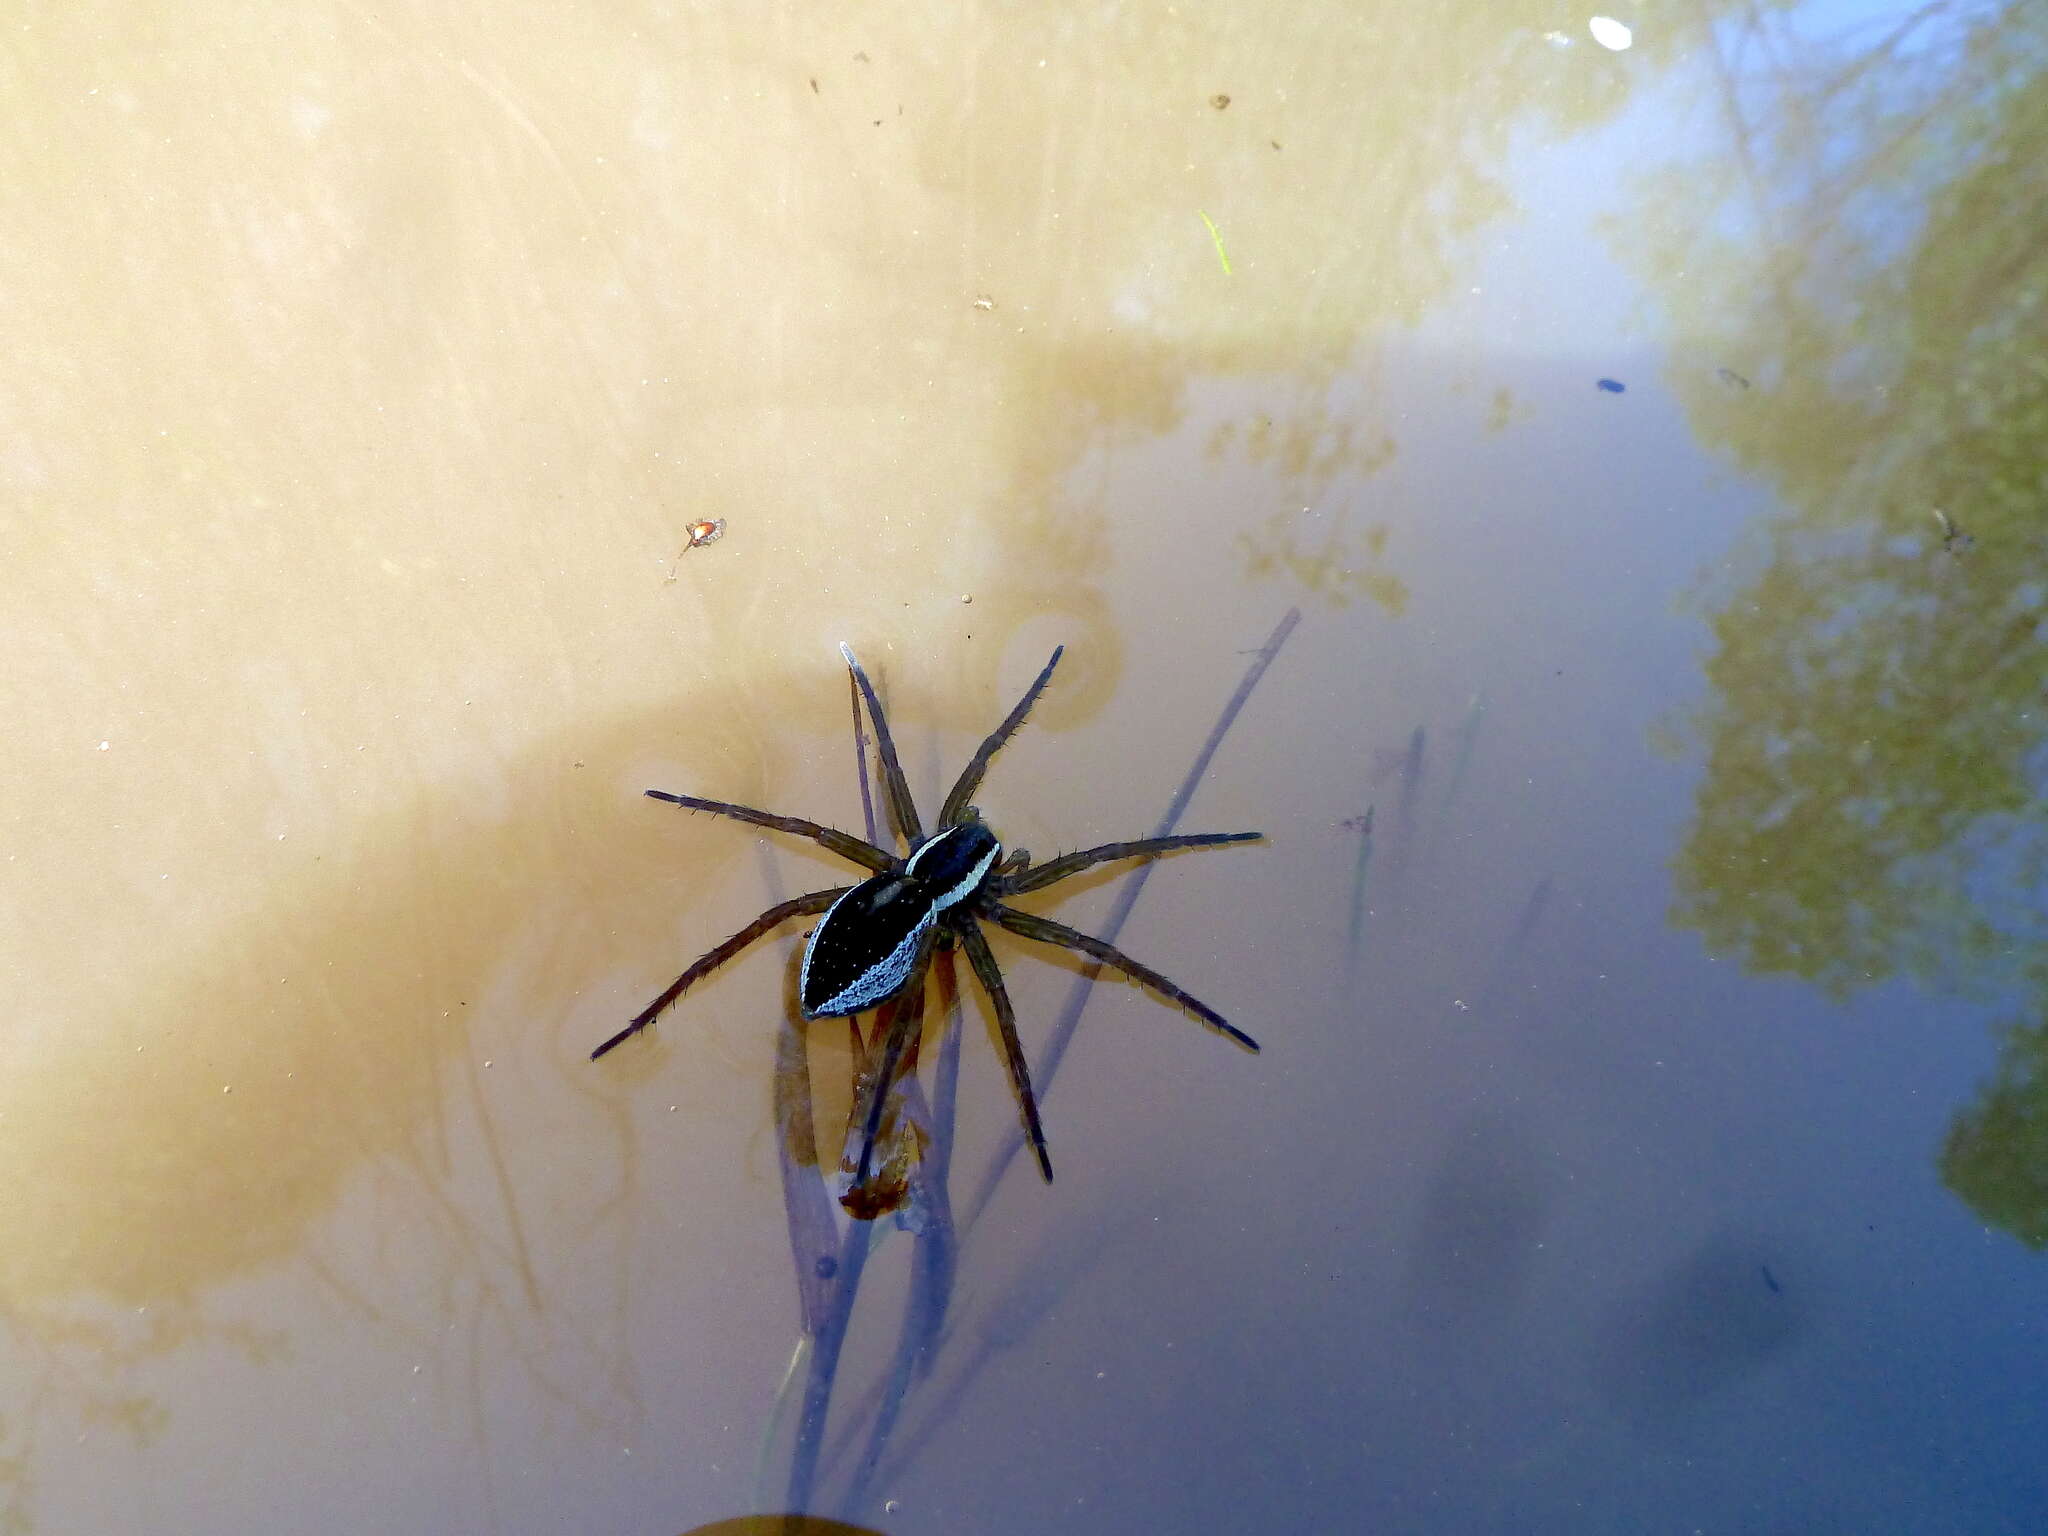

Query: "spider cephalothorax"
(593, 644), (1260, 1193)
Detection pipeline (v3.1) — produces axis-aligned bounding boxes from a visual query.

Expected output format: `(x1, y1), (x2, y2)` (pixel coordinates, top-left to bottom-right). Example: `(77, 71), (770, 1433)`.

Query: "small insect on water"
(664, 520), (728, 582)
(592, 643), (1263, 1200)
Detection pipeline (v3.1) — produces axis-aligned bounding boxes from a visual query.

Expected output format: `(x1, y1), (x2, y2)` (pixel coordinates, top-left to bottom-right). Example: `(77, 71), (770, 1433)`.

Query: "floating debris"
(972, 294), (995, 311)
(665, 519), (727, 578)
(1931, 508), (1974, 555)
(1596, 378), (1626, 394)
(1716, 367), (1752, 391)
(1345, 805), (1376, 984)
(1198, 209), (1233, 276)
(1760, 1264), (1782, 1294)
(1210, 93), (1231, 110)
(1589, 16), (1633, 51)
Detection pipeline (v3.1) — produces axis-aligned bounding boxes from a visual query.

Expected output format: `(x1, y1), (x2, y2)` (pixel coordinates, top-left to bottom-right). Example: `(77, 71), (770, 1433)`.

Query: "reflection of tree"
(1941, 1016), (2048, 1248)
(1626, 4), (2048, 1242)
(1222, 403), (1408, 613)
(1675, 517), (2046, 995)
(898, 2), (1631, 633)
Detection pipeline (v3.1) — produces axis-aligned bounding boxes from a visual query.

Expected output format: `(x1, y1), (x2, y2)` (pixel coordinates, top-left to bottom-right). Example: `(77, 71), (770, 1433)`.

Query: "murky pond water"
(5, 3), (2044, 1531)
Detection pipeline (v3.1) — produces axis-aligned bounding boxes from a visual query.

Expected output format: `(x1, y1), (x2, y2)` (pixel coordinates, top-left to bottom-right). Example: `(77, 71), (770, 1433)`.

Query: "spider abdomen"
(801, 824), (999, 1017)
(800, 873), (940, 1018)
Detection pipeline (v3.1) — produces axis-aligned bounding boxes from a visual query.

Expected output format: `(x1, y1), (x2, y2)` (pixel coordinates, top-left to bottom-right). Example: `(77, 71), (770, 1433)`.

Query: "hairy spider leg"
(839, 644), (924, 848)
(592, 886), (850, 1059)
(643, 790), (894, 872)
(846, 665), (879, 846)
(848, 925), (939, 1189)
(956, 919), (1053, 1182)
(1002, 832), (1263, 895)
(985, 904), (1260, 1053)
(935, 645), (1065, 830)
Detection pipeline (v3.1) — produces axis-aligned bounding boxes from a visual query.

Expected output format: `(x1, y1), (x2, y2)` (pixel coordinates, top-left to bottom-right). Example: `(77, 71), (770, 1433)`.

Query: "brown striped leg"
(985, 904), (1259, 1053)
(936, 646), (1064, 830)
(592, 887), (848, 1059)
(839, 644), (924, 849)
(957, 919), (1053, 1183)
(1001, 832), (1261, 895)
(847, 926), (938, 1192)
(644, 791), (893, 872)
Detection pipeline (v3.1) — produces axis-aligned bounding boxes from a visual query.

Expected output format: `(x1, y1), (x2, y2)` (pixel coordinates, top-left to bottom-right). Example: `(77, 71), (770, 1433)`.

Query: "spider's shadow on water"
(741, 609), (1301, 1521)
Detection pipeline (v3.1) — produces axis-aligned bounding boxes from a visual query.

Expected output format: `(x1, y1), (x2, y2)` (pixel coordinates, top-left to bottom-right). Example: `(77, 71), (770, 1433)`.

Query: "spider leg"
(1001, 832), (1262, 895)
(936, 645), (1064, 830)
(848, 925), (938, 1190)
(955, 918), (1054, 1183)
(592, 886), (849, 1059)
(984, 903), (1260, 1053)
(839, 644), (925, 848)
(644, 791), (894, 873)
